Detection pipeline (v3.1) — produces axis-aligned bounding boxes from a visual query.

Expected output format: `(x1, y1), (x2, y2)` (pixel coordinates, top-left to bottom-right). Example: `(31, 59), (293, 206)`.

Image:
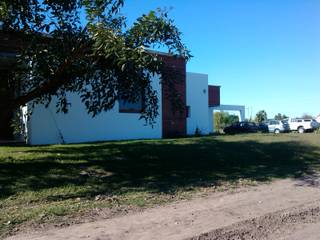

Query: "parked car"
(257, 122), (269, 133)
(285, 118), (319, 133)
(264, 119), (290, 134)
(223, 122), (258, 134)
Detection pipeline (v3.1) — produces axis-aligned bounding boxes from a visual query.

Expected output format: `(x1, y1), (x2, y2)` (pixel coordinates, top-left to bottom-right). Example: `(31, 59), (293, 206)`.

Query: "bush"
(195, 127), (202, 137)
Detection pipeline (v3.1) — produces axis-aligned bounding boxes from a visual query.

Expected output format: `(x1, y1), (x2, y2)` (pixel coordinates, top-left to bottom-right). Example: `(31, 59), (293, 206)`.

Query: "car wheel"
(298, 127), (305, 134)
(274, 129), (280, 134)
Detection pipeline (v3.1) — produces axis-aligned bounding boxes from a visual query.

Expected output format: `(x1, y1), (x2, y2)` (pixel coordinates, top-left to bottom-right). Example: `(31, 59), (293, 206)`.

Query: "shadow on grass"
(1, 136), (320, 199)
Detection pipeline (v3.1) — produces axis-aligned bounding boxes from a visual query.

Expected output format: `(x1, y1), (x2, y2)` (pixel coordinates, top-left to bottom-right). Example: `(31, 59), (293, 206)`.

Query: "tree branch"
(10, 42), (90, 110)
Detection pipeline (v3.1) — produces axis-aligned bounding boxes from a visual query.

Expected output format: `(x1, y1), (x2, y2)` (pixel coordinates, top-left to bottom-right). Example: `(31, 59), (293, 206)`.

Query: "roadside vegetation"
(1, 133), (320, 237)
(213, 111), (239, 133)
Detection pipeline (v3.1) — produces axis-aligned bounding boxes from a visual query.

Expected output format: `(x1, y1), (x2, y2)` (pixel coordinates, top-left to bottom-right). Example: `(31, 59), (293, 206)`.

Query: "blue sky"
(122, 0), (320, 119)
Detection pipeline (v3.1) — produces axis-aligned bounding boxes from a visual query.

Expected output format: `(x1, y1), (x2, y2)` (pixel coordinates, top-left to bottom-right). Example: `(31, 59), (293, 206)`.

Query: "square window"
(119, 94), (144, 113)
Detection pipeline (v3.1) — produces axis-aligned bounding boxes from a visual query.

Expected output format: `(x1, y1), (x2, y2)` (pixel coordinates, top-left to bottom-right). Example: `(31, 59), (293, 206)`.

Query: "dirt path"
(6, 178), (320, 240)
(189, 200), (320, 240)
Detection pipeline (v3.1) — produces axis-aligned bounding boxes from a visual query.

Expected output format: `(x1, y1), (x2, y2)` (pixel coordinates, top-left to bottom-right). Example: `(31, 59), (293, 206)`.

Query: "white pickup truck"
(286, 118), (319, 133)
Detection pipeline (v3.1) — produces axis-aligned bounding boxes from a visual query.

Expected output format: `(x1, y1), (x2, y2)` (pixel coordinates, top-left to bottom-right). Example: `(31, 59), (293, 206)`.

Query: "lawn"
(1, 133), (320, 237)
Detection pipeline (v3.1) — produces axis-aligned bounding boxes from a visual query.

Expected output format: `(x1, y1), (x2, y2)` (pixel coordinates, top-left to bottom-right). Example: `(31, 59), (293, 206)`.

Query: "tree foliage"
(301, 113), (314, 119)
(274, 113), (288, 120)
(0, 0), (191, 126)
(214, 111), (239, 132)
(255, 110), (267, 123)
(0, 1), (7, 19)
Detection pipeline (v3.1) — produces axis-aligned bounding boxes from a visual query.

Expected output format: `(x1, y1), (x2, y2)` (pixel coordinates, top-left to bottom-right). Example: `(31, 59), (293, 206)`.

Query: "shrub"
(195, 127), (202, 137)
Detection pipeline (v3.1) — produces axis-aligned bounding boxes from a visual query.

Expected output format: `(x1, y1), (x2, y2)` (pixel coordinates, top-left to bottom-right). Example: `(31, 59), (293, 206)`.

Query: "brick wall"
(161, 55), (187, 138)
(208, 85), (220, 107)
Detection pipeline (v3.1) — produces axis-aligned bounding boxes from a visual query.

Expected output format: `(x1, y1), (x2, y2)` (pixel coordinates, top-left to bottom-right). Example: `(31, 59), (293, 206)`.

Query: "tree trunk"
(0, 106), (13, 140)
(0, 69), (14, 140)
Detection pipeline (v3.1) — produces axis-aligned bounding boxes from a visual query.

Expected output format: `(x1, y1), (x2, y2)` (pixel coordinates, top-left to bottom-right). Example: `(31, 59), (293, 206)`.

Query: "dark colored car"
(258, 122), (269, 133)
(223, 122), (259, 134)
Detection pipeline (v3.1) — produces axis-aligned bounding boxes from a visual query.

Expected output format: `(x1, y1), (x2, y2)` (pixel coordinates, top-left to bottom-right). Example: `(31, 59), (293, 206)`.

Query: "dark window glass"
(119, 95), (143, 113)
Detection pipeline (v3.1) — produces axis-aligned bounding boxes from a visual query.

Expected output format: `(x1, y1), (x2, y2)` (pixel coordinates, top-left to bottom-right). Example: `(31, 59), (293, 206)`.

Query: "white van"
(286, 118), (319, 133)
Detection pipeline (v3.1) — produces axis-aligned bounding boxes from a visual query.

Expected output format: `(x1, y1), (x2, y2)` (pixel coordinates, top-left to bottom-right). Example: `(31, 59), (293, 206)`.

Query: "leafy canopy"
(255, 110), (268, 123)
(274, 113), (288, 120)
(0, 0), (191, 124)
(214, 111), (239, 132)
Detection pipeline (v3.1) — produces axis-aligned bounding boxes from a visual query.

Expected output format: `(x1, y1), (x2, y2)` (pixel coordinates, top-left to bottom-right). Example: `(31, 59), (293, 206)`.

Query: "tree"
(214, 112), (222, 132)
(274, 113), (288, 120)
(214, 111), (239, 132)
(301, 113), (313, 119)
(0, 1), (191, 139)
(255, 110), (267, 123)
(226, 114), (239, 125)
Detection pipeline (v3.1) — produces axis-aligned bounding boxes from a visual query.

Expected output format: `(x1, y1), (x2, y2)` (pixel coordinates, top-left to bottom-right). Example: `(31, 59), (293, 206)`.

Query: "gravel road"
(6, 178), (320, 240)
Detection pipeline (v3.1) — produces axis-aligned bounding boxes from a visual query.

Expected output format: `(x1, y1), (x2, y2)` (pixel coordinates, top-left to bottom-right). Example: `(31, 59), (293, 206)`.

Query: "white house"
(24, 54), (245, 145)
(26, 74), (210, 144)
(1, 31), (246, 144)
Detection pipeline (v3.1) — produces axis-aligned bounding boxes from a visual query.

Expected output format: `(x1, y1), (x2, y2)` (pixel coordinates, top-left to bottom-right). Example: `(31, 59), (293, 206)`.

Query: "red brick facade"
(161, 55), (187, 138)
(208, 85), (220, 107)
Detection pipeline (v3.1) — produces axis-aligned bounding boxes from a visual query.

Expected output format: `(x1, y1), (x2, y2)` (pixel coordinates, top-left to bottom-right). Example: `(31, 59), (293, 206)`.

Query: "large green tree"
(0, 0), (191, 139)
(255, 110), (267, 123)
(274, 113), (288, 120)
(214, 111), (239, 132)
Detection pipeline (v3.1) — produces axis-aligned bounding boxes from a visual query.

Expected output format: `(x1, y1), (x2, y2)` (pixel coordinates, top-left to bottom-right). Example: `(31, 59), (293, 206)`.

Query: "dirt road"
(6, 177), (320, 240)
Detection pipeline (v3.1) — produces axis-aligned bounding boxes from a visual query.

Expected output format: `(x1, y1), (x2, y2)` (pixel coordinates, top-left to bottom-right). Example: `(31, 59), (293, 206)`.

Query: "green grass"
(1, 133), (320, 237)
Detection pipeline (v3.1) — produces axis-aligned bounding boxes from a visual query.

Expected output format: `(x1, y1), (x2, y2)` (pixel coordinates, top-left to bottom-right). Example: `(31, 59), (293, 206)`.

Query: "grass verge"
(1, 133), (320, 237)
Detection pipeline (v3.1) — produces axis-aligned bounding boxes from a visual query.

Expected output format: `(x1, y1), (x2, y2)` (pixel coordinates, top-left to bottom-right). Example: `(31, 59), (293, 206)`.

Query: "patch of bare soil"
(5, 178), (320, 240)
(188, 202), (320, 240)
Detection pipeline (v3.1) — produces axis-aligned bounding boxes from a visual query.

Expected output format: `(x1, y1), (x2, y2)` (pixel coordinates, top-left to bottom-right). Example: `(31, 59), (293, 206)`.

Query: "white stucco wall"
(27, 75), (162, 145)
(186, 72), (210, 135)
